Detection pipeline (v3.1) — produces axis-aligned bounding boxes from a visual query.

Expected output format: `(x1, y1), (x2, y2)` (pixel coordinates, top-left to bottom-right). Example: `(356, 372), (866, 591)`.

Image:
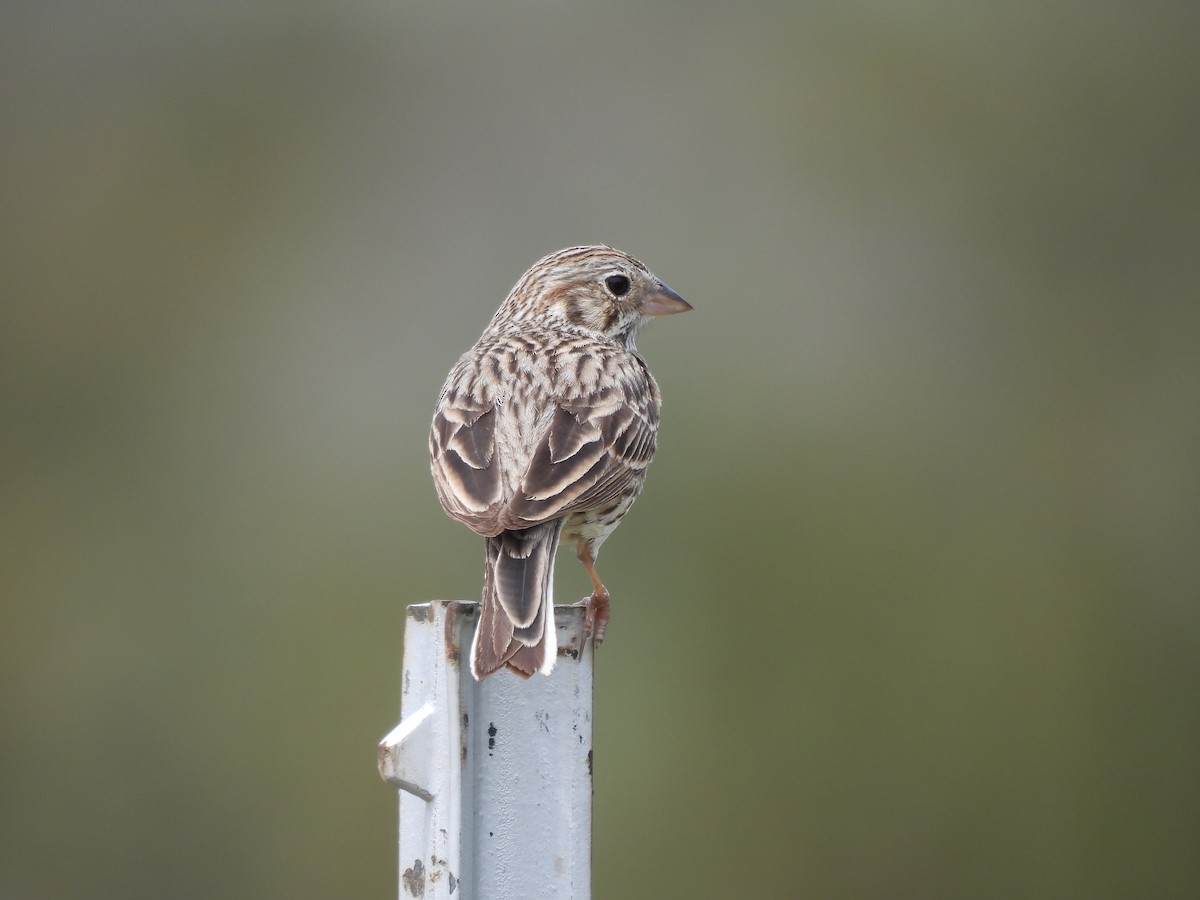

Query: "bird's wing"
(430, 391), (506, 535)
(502, 388), (656, 529)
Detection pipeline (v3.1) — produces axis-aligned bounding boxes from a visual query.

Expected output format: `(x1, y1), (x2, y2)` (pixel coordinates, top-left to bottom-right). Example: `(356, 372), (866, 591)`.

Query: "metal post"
(378, 601), (593, 899)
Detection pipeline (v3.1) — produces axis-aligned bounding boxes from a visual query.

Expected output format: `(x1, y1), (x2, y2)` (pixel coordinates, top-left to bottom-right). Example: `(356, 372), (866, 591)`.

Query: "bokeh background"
(4, 1), (1198, 897)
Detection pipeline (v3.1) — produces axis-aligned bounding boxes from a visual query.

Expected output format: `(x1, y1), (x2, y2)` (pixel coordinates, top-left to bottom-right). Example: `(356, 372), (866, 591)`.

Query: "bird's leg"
(573, 540), (611, 646)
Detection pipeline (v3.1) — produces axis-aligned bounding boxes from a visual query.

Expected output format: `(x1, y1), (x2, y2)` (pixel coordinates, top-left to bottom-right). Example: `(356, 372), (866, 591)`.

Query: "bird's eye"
(605, 274), (631, 297)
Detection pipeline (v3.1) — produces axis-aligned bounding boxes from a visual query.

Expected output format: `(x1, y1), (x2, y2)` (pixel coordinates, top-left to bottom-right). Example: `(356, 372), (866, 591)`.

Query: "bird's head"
(492, 245), (692, 348)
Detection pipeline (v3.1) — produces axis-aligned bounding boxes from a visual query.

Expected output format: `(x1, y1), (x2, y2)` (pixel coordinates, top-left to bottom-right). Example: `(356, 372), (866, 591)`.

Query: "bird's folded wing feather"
(429, 395), (506, 534)
(503, 392), (656, 528)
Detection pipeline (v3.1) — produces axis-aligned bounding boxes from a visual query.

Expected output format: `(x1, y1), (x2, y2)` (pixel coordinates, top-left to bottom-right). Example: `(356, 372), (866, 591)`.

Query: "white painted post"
(378, 601), (593, 899)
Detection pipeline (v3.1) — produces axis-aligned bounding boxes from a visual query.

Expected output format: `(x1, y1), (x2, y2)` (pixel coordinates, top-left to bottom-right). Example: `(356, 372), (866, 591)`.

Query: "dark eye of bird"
(604, 274), (631, 297)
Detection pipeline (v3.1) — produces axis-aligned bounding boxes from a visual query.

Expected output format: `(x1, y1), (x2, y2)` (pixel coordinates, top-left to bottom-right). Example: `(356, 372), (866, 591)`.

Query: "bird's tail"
(471, 521), (562, 680)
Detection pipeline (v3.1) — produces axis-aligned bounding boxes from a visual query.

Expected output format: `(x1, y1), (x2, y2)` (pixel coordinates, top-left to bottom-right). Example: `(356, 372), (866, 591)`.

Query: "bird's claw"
(574, 589), (611, 648)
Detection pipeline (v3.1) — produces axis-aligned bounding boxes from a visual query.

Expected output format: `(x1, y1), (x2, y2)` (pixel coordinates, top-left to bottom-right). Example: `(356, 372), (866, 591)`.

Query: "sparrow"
(429, 245), (691, 679)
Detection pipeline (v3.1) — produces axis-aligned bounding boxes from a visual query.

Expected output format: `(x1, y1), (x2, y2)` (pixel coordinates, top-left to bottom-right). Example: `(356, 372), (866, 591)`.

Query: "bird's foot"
(573, 587), (611, 648)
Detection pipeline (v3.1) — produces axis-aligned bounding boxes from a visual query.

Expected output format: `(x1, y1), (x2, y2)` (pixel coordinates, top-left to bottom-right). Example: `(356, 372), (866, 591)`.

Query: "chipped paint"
(442, 601), (462, 665)
(402, 858), (425, 897)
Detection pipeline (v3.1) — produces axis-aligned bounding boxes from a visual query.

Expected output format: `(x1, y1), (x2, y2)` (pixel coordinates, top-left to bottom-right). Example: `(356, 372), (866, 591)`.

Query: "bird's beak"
(640, 281), (693, 317)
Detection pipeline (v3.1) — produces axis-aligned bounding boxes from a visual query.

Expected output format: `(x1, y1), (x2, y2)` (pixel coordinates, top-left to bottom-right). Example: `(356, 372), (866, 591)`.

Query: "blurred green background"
(3, 1), (1198, 897)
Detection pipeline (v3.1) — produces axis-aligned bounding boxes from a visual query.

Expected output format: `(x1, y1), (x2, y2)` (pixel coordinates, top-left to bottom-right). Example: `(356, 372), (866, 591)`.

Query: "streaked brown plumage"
(429, 246), (691, 680)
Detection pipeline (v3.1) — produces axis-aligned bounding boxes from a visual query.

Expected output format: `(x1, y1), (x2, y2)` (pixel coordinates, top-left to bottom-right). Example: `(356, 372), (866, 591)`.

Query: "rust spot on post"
(442, 600), (477, 667)
(402, 858), (426, 897)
